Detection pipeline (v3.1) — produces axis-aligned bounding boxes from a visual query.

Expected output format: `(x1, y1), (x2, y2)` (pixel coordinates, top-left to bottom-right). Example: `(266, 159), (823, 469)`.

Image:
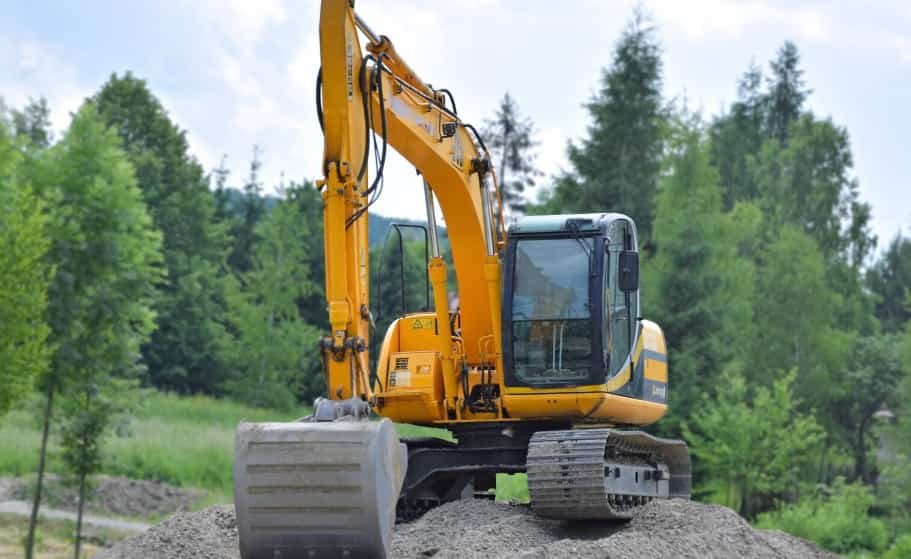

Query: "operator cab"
(502, 213), (640, 388)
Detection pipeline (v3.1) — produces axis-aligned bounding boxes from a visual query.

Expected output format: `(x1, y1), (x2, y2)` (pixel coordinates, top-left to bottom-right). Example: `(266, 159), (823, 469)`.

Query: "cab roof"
(508, 213), (632, 235)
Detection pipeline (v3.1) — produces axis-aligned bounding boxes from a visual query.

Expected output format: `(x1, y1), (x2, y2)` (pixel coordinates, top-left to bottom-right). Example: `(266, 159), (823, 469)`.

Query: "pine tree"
(710, 63), (766, 208)
(764, 41), (811, 144)
(10, 97), (53, 148)
(531, 9), (665, 243)
(867, 234), (911, 332)
(212, 154), (234, 224)
(93, 72), (230, 394)
(482, 93), (539, 215)
(227, 145), (268, 274)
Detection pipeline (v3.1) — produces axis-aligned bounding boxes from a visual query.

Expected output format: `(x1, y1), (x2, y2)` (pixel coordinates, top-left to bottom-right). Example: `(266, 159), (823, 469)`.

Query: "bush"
(756, 479), (889, 555)
(884, 534), (911, 559)
(684, 369), (824, 516)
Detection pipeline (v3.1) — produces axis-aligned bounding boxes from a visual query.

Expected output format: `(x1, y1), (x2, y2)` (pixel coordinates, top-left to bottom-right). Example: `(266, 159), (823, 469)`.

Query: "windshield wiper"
(566, 220), (595, 278)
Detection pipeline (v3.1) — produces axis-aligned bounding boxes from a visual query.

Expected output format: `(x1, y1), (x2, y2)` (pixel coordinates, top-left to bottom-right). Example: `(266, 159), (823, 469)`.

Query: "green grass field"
(0, 391), (528, 503)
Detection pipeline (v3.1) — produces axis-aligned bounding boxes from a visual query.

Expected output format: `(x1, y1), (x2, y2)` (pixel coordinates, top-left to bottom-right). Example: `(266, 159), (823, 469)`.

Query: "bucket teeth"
(234, 419), (406, 559)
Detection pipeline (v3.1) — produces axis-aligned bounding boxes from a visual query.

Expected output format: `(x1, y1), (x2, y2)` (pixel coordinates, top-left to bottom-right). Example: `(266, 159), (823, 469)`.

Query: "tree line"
(518, 13), (911, 556)
(2, 9), (911, 558)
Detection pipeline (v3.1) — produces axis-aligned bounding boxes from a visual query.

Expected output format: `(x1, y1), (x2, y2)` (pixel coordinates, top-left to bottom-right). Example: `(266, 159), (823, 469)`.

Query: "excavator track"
(526, 429), (690, 520)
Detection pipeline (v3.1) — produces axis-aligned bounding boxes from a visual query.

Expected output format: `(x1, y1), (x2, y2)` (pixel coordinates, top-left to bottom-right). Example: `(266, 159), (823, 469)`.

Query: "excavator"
(233, 1), (690, 557)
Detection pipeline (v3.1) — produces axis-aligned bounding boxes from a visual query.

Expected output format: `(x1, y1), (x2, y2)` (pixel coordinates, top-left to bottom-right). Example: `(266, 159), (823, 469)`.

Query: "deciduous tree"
(93, 73), (230, 394)
(649, 118), (754, 434)
(0, 119), (51, 419)
(828, 335), (905, 484)
(221, 184), (321, 408)
(685, 370), (825, 517)
(24, 103), (162, 559)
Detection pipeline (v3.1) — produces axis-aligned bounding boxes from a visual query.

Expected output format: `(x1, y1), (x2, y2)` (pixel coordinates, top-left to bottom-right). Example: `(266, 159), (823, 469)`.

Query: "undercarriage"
(397, 423), (690, 523)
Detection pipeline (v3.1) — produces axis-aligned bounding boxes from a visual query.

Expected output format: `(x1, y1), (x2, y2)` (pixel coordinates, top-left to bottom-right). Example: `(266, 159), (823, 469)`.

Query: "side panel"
(375, 314), (446, 423)
(500, 320), (669, 427)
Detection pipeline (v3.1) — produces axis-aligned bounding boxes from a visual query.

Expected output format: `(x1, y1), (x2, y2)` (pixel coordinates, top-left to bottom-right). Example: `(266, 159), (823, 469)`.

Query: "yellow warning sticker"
(411, 318), (434, 330)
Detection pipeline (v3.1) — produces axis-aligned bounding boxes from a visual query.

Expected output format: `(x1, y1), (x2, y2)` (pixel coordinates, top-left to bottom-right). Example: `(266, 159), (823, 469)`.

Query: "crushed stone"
(94, 505), (238, 559)
(96, 498), (837, 559)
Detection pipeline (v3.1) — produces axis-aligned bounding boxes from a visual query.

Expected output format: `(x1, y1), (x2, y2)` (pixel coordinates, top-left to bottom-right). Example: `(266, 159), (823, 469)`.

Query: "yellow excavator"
(233, 2), (690, 557)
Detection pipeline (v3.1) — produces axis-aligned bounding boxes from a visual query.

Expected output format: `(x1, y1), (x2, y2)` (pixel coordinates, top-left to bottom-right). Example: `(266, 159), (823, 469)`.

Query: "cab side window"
(606, 220), (634, 374)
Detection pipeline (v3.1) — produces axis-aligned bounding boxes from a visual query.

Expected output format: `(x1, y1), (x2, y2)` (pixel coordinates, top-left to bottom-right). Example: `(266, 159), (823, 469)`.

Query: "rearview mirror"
(618, 250), (639, 292)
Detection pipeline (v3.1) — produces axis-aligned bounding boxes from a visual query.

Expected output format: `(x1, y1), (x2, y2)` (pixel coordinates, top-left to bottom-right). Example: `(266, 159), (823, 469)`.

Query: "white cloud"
(193, 0), (291, 54)
(287, 32), (320, 92)
(645, 0), (831, 42)
(890, 35), (911, 65)
(0, 34), (88, 133)
(791, 7), (831, 42)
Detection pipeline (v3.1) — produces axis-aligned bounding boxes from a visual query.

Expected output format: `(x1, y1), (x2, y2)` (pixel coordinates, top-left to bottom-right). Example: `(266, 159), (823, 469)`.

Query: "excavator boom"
(235, 3), (501, 556)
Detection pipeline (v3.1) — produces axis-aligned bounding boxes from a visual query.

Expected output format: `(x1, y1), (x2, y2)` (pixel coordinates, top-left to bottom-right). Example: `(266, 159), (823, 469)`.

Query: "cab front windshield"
(511, 237), (592, 384)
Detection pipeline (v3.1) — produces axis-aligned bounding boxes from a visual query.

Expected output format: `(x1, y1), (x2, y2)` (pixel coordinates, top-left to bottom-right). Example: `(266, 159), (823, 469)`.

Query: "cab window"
(605, 220), (636, 374)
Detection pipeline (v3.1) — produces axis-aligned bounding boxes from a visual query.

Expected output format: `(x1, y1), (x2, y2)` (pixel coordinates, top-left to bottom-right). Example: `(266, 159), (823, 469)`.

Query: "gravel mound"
(94, 505), (238, 559)
(518, 499), (836, 559)
(97, 499), (836, 559)
(4, 475), (205, 518)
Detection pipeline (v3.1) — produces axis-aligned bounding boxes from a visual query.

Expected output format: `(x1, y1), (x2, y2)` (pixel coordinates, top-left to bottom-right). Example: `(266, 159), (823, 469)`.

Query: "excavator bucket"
(234, 419), (407, 559)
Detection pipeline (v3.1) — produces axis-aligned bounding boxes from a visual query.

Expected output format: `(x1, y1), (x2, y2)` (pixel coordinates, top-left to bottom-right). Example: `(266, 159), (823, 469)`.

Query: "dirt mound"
(97, 499), (836, 559)
(4, 475), (204, 518)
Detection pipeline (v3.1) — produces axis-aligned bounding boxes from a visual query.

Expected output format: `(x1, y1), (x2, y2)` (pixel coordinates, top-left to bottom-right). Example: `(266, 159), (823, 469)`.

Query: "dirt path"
(0, 500), (149, 533)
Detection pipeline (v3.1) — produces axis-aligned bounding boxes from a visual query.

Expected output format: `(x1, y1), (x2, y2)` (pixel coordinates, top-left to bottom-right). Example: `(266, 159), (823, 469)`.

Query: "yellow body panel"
(375, 315), (669, 427)
(504, 393), (667, 425)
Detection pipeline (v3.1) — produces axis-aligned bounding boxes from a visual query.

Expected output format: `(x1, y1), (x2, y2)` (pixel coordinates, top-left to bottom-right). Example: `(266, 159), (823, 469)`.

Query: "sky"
(2, 0), (910, 247)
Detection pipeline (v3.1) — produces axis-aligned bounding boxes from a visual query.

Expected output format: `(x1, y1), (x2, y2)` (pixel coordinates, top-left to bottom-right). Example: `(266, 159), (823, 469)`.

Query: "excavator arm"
(234, 3), (505, 558)
(317, 0), (505, 415)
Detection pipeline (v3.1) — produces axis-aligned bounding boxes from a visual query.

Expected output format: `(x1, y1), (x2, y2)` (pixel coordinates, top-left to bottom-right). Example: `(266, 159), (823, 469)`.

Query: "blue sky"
(3, 0), (909, 250)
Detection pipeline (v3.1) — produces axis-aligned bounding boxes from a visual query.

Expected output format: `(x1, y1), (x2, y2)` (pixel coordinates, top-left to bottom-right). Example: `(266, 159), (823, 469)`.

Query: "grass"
(495, 473), (530, 502)
(0, 391), (302, 502)
(0, 513), (131, 559)
(0, 391), (463, 503)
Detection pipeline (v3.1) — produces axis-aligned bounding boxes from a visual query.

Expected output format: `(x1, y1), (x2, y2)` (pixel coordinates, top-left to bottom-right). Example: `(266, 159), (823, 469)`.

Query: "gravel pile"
(95, 505), (238, 559)
(97, 499), (836, 559)
(518, 499), (836, 559)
